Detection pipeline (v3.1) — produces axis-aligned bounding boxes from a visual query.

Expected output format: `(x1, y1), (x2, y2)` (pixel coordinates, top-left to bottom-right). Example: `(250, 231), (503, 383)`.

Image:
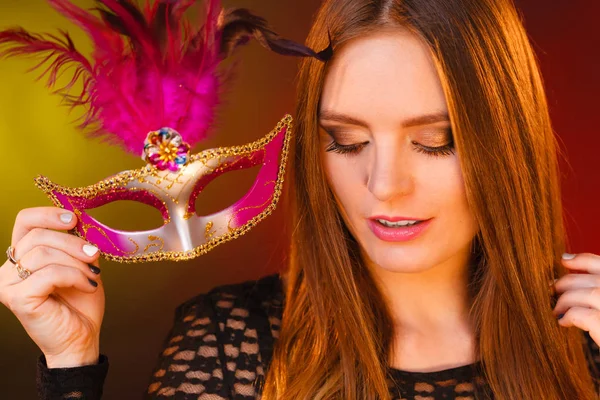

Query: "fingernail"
(88, 278), (98, 287)
(557, 313), (564, 319)
(562, 253), (576, 260)
(59, 212), (73, 224)
(83, 244), (99, 257)
(88, 264), (101, 275)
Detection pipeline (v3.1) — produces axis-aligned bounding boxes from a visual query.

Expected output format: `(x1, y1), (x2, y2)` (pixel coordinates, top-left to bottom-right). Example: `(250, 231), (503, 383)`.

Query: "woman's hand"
(0, 207), (105, 368)
(553, 252), (600, 345)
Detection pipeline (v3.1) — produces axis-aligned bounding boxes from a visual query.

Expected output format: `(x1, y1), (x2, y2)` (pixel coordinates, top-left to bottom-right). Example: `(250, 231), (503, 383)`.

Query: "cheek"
(322, 154), (363, 214)
(428, 159), (476, 227)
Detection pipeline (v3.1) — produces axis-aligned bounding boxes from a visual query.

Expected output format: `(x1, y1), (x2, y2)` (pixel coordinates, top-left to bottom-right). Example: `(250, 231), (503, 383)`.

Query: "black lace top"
(36, 273), (600, 399)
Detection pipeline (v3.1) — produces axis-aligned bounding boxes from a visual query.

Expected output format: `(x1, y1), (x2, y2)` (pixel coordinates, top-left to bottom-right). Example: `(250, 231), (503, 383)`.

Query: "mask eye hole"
(70, 188), (168, 232)
(193, 164), (262, 217)
(86, 199), (166, 231)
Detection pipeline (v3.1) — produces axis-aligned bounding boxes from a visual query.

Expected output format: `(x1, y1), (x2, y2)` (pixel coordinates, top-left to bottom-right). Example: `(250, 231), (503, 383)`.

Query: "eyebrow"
(318, 110), (450, 128)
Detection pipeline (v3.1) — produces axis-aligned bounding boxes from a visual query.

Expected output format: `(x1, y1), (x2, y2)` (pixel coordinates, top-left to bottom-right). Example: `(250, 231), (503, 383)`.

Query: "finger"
(554, 273), (600, 295)
(3, 246), (101, 287)
(12, 228), (99, 266)
(553, 287), (600, 317)
(557, 307), (600, 345)
(561, 253), (600, 274)
(12, 207), (77, 247)
(5, 264), (99, 315)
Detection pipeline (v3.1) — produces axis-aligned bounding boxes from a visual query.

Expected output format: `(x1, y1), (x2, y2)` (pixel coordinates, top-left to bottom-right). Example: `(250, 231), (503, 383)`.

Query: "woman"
(2, 0), (599, 398)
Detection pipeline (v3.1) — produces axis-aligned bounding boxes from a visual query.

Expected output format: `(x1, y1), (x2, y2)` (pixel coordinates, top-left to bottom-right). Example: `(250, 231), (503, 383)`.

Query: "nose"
(366, 144), (414, 202)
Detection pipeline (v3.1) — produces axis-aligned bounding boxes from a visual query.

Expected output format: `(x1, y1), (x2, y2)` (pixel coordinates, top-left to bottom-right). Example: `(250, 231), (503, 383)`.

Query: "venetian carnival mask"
(0, 0), (330, 262)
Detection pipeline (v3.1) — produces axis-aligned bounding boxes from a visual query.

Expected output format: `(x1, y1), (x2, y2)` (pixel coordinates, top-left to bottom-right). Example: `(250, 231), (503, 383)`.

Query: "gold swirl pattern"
(205, 221), (216, 241)
(144, 235), (165, 253)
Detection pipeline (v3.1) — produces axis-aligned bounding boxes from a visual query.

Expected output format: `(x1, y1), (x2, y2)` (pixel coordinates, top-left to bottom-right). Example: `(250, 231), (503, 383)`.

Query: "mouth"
(367, 217), (432, 242)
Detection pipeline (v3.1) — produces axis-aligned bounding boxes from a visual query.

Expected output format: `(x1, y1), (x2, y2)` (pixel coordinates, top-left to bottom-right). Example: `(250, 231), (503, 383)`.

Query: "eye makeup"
(321, 126), (455, 158)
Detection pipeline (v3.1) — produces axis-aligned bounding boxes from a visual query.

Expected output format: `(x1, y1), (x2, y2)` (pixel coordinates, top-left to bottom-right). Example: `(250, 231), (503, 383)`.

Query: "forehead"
(320, 30), (448, 120)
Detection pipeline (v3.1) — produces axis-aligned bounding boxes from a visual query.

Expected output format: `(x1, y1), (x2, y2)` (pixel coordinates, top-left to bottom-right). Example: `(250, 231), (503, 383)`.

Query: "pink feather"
(0, 0), (223, 154)
(0, 28), (93, 99)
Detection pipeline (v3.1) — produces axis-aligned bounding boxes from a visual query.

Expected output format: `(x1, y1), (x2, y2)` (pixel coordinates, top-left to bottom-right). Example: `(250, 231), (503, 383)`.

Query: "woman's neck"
(369, 250), (473, 334)
(368, 250), (477, 371)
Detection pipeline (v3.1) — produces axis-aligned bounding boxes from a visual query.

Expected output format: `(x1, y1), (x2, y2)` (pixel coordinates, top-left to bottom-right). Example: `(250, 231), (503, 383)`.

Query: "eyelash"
(324, 138), (456, 157)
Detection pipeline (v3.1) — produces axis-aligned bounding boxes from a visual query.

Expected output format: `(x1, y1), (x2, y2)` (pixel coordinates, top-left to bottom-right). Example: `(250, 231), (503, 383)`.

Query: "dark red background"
(0, 1), (597, 398)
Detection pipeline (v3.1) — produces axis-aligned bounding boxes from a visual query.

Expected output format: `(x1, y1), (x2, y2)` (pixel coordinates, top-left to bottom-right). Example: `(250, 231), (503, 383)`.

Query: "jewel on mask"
(142, 128), (191, 172)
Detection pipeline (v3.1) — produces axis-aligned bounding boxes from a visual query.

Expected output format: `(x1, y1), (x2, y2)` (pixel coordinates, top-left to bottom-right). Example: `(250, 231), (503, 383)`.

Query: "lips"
(367, 217), (432, 242)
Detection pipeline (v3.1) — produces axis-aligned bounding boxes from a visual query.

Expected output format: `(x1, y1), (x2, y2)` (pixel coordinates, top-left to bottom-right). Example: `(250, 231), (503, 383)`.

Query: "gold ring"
(15, 261), (31, 280)
(6, 246), (18, 265)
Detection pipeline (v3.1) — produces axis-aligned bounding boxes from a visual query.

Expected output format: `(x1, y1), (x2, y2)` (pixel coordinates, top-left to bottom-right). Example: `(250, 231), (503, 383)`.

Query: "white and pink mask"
(1, 0), (330, 262)
(35, 116), (291, 262)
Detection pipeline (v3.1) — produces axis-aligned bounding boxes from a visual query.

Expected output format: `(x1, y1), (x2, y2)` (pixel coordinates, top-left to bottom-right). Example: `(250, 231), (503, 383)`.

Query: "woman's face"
(319, 29), (479, 274)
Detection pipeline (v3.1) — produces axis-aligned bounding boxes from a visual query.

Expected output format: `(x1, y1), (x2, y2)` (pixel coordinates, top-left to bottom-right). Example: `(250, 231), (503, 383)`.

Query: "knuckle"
(33, 245), (54, 262)
(14, 208), (29, 227)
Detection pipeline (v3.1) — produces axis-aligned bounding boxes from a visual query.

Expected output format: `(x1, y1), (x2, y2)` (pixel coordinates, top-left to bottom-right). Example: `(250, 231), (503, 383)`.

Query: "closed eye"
(325, 140), (369, 155)
(325, 140), (455, 157)
(413, 141), (455, 157)
(323, 124), (455, 158)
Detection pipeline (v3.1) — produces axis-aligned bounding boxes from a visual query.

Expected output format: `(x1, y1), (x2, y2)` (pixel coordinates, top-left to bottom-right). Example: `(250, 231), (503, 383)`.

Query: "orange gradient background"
(0, 1), (598, 398)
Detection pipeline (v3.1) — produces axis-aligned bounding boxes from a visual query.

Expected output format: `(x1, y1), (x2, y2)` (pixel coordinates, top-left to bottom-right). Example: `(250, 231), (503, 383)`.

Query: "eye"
(413, 141), (455, 157)
(325, 140), (368, 155)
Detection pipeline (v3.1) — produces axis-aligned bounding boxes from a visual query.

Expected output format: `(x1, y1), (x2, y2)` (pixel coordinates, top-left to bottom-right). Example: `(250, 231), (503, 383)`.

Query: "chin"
(361, 244), (433, 273)
(373, 260), (432, 274)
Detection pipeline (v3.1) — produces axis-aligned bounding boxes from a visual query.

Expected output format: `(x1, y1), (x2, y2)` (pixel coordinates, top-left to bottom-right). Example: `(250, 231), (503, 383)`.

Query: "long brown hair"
(261, 0), (597, 398)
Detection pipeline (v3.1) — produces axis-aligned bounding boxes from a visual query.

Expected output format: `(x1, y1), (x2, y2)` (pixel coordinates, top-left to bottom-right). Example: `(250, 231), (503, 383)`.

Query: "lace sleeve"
(35, 354), (109, 400)
(145, 274), (283, 399)
(145, 293), (230, 399)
